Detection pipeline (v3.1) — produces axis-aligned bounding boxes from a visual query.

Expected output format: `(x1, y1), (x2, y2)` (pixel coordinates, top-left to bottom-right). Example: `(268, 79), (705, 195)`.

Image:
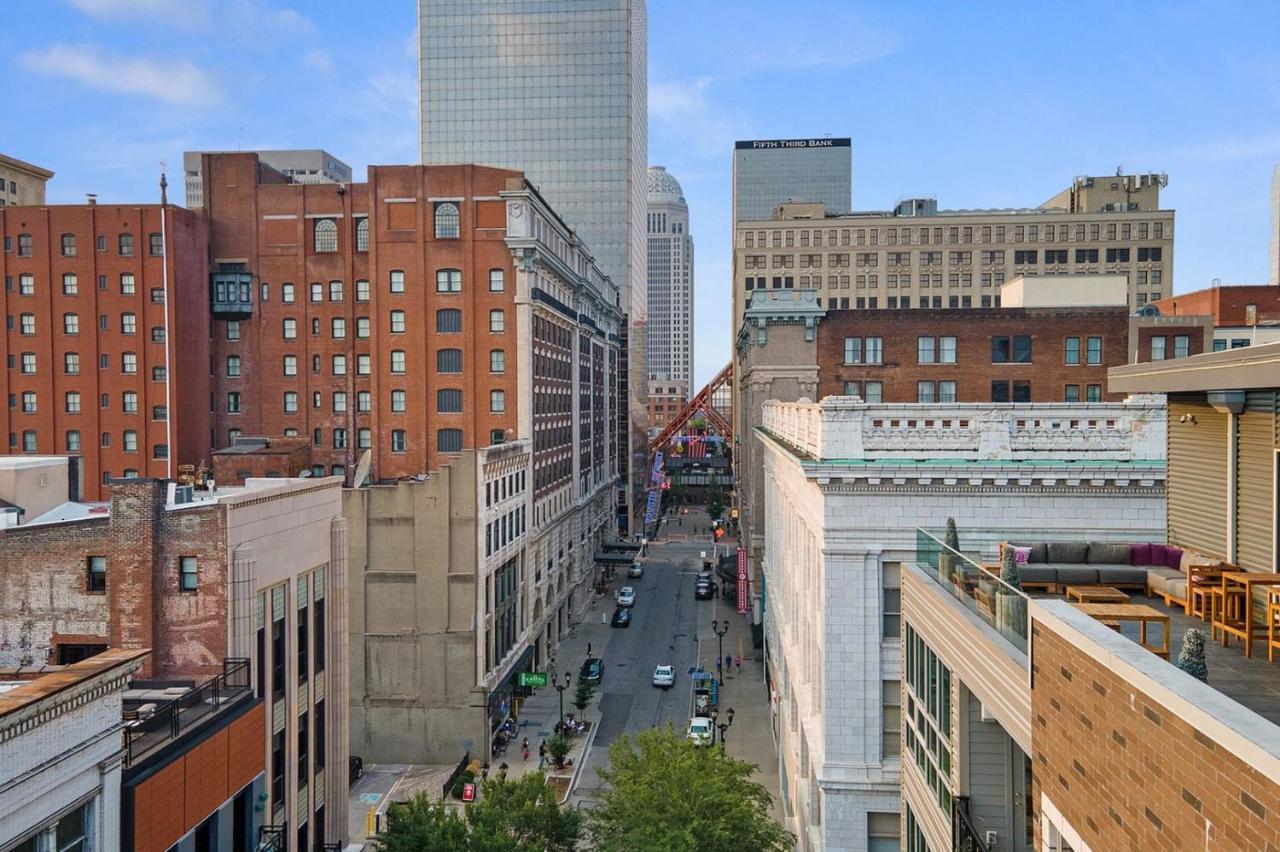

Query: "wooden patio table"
(1215, 572), (1280, 659)
(1074, 602), (1170, 658)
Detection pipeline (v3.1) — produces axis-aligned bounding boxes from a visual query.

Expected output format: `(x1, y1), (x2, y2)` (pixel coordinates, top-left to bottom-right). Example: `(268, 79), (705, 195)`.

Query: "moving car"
(628, 562), (644, 578)
(580, 657), (604, 685)
(687, 716), (714, 747)
(616, 586), (636, 607)
(652, 664), (676, 689)
(695, 580), (714, 600)
(611, 606), (631, 628)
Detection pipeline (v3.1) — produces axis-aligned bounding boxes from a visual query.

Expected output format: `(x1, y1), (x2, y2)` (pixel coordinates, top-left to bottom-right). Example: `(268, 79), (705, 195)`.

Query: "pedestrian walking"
(538, 740), (547, 770)
(734, 655), (742, 673)
(522, 737), (530, 762)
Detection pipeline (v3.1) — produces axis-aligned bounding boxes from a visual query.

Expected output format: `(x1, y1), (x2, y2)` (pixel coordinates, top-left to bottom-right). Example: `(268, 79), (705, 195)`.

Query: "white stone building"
(646, 166), (694, 391)
(0, 649), (147, 851)
(756, 395), (1167, 851)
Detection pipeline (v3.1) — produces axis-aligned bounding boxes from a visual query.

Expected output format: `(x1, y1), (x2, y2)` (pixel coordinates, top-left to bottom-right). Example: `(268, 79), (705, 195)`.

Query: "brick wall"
(817, 307), (1131, 402)
(212, 440), (311, 484)
(1151, 284), (1280, 325)
(1031, 621), (1280, 850)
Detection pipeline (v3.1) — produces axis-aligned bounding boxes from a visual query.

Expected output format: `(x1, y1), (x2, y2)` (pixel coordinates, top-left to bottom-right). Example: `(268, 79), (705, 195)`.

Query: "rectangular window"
(389, 270), (405, 293)
(119, 233), (134, 256)
(356, 279), (370, 301)
(863, 381), (882, 403)
(1086, 336), (1102, 365)
(991, 335), (1032, 363)
(328, 280), (343, 301)
(916, 381), (936, 403)
(436, 269), (462, 293)
(843, 336), (882, 364)
(310, 282), (323, 302)
(87, 556), (107, 593)
(1086, 384), (1102, 402)
(1174, 335), (1190, 358)
(149, 232), (163, 256)
(331, 317), (346, 339)
(1012, 381), (1031, 402)
(489, 310), (505, 332)
(121, 352), (137, 374)
(917, 336), (935, 364)
(991, 381), (1010, 403)
(1064, 384), (1080, 402)
(390, 311), (406, 333)
(283, 318), (297, 339)
(282, 283), (295, 303)
(490, 350), (505, 373)
(1064, 336), (1080, 365)
(938, 380), (956, 402)
(62, 273), (78, 295)
(490, 389), (506, 413)
(1151, 336), (1166, 360)
(489, 269), (505, 292)
(179, 556), (198, 592)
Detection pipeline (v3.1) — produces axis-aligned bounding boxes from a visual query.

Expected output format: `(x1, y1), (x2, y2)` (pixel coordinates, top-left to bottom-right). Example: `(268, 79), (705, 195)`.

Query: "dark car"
(695, 581), (714, 600)
(349, 755), (364, 784)
(611, 606), (632, 628)
(581, 657), (604, 684)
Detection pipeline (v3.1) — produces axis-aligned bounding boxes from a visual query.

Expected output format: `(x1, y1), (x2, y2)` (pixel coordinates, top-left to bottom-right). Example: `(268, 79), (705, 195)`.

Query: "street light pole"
(711, 619), (729, 686)
(553, 673), (571, 730)
(716, 707), (735, 753)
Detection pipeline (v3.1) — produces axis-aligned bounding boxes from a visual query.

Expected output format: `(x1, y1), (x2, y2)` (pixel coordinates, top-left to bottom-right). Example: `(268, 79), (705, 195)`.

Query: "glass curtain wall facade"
(419, 0), (648, 530)
(732, 138), (853, 221)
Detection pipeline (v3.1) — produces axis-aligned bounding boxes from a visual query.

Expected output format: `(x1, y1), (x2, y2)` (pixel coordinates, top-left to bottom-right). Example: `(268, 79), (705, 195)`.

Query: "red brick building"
(817, 306), (1209, 403)
(1, 200), (211, 499)
(1149, 282), (1280, 326)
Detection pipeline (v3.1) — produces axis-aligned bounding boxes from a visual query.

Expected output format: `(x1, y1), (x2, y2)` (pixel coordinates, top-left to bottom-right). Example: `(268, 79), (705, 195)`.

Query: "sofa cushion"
(1047, 541), (1089, 564)
(1088, 542), (1133, 565)
(1164, 546), (1184, 570)
(1146, 566), (1182, 590)
(1052, 565), (1100, 585)
(1094, 565), (1148, 586)
(1012, 546), (1031, 565)
(1017, 565), (1056, 585)
(1131, 542), (1152, 566)
(1008, 542), (1048, 563)
(1150, 544), (1171, 567)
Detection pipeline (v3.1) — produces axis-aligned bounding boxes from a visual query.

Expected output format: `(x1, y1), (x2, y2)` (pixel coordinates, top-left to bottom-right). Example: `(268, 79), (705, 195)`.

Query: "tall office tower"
(419, 0), (648, 532)
(645, 166), (694, 397)
(732, 137), (852, 222)
(183, 150), (352, 208)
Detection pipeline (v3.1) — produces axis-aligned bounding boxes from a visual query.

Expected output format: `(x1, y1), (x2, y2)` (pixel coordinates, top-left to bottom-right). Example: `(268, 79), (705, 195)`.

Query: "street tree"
(572, 676), (596, 718)
(706, 473), (725, 521)
(375, 771), (581, 852)
(587, 727), (793, 852)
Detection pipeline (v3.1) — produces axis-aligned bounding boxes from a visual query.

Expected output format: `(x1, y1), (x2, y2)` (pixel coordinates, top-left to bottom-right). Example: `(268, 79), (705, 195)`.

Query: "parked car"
(349, 755), (364, 784)
(695, 581), (714, 600)
(687, 716), (714, 747)
(628, 562), (644, 578)
(652, 664), (675, 689)
(580, 657), (604, 685)
(611, 606), (632, 628)
(616, 586), (636, 607)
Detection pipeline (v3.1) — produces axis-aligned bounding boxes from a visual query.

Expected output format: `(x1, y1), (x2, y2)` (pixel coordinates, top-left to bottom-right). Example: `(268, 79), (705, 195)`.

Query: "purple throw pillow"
(1131, 542), (1152, 566)
(1150, 544), (1170, 567)
(1165, 547), (1184, 570)
(1013, 546), (1031, 565)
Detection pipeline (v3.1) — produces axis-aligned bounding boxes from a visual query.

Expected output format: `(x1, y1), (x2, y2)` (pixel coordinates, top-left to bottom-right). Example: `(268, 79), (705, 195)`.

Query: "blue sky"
(4, 1), (1279, 389)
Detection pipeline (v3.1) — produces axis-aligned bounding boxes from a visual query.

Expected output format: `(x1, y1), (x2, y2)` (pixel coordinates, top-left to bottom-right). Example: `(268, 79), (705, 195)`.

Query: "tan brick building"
(0, 153), (54, 207)
(732, 172), (1174, 335)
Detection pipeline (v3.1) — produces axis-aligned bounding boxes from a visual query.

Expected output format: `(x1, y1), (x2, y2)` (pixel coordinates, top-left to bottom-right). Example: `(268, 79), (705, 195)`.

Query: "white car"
(628, 562), (644, 578)
(616, 586), (636, 607)
(687, 716), (714, 747)
(652, 664), (675, 689)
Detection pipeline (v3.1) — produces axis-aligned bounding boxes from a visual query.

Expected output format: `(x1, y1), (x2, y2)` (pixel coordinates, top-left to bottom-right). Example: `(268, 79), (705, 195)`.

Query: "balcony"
(211, 271), (253, 319)
(915, 528), (1030, 656)
(121, 658), (254, 767)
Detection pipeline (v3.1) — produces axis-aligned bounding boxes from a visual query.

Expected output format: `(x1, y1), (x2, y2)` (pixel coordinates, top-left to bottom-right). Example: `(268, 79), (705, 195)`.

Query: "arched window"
(434, 202), (460, 239)
(438, 428), (463, 453)
(314, 218), (337, 252)
(355, 218), (370, 252)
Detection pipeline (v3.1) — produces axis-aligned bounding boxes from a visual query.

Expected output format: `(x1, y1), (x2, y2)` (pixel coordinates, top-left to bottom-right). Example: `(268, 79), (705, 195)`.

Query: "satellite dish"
(352, 450), (373, 488)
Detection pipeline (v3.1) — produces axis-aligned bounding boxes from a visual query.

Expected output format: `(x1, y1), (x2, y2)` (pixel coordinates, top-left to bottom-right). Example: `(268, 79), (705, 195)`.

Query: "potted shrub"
(1176, 628), (1208, 682)
(939, 517), (960, 585)
(545, 733), (571, 770)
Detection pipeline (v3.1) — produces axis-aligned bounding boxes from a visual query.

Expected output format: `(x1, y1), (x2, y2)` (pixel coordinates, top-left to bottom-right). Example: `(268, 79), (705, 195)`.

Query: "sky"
(3, 1), (1279, 389)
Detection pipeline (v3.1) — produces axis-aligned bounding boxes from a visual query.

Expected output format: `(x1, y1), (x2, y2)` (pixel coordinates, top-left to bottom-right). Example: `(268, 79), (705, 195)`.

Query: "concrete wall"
(346, 467), (485, 765)
(999, 274), (1128, 308)
(0, 456), (69, 521)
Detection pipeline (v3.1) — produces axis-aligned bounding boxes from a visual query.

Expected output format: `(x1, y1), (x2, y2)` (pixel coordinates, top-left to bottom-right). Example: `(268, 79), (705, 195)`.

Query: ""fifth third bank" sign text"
(735, 138), (851, 150)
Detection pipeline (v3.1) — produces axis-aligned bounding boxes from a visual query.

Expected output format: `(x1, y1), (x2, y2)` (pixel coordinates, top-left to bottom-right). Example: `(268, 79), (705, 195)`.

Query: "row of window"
(310, 202), (460, 252)
(286, 426), (457, 453)
(226, 348), (507, 379)
(4, 271), (159, 297)
(746, 246), (1163, 268)
(275, 308), (504, 339)
(9, 312), (165, 337)
(8, 352), (160, 379)
(742, 220), (1167, 248)
(262, 388), (506, 415)
(841, 335), (1111, 366)
(9, 429), (167, 456)
(840, 380), (1104, 404)
(4, 231), (163, 258)
(8, 390), (165, 418)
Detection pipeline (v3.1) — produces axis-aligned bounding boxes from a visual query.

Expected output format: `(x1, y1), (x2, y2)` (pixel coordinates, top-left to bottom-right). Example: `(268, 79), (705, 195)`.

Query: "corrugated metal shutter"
(1236, 392), (1276, 571)
(1168, 398), (1229, 559)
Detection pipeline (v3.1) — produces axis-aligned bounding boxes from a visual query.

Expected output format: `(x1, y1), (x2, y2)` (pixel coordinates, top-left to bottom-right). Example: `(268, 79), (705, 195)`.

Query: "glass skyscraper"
(418, 0), (648, 529)
(732, 137), (852, 221)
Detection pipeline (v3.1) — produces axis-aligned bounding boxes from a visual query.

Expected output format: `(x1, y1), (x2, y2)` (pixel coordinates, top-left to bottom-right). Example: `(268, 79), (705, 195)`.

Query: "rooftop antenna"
(1116, 164), (1123, 176)
(159, 159), (168, 206)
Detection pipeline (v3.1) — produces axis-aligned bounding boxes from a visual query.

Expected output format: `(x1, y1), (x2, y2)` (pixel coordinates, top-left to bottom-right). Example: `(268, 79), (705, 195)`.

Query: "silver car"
(652, 664), (675, 689)
(616, 586), (636, 607)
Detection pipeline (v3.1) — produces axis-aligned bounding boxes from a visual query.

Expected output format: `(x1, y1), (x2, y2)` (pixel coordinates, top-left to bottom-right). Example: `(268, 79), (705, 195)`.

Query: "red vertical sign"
(736, 547), (748, 614)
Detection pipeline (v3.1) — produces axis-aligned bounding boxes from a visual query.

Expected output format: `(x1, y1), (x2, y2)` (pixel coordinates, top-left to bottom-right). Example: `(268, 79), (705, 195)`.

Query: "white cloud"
(65, 0), (193, 14)
(304, 49), (333, 75)
(20, 43), (223, 107)
(649, 77), (738, 158)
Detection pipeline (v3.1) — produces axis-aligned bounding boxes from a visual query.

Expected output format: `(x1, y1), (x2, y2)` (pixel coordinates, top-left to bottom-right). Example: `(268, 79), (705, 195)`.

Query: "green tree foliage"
(545, 733), (572, 768)
(706, 473), (725, 521)
(587, 727), (793, 852)
(573, 676), (596, 717)
(375, 772), (581, 852)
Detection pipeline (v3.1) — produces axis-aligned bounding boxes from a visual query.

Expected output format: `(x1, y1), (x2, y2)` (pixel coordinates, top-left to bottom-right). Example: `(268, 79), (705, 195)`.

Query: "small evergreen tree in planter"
(1176, 628), (1209, 682)
(545, 733), (572, 770)
(573, 677), (596, 723)
(939, 517), (960, 584)
(996, 546), (1027, 641)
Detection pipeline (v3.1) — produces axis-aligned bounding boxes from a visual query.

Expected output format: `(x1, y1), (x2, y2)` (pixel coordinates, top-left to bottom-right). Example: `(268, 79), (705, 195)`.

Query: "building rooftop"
(0, 153), (55, 180)
(121, 658), (254, 769)
(1110, 340), (1280, 393)
(646, 166), (685, 204)
(0, 649), (148, 723)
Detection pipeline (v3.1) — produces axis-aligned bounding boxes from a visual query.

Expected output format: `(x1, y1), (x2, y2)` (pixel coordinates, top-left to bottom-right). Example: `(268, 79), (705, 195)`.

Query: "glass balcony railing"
(915, 528), (1030, 658)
